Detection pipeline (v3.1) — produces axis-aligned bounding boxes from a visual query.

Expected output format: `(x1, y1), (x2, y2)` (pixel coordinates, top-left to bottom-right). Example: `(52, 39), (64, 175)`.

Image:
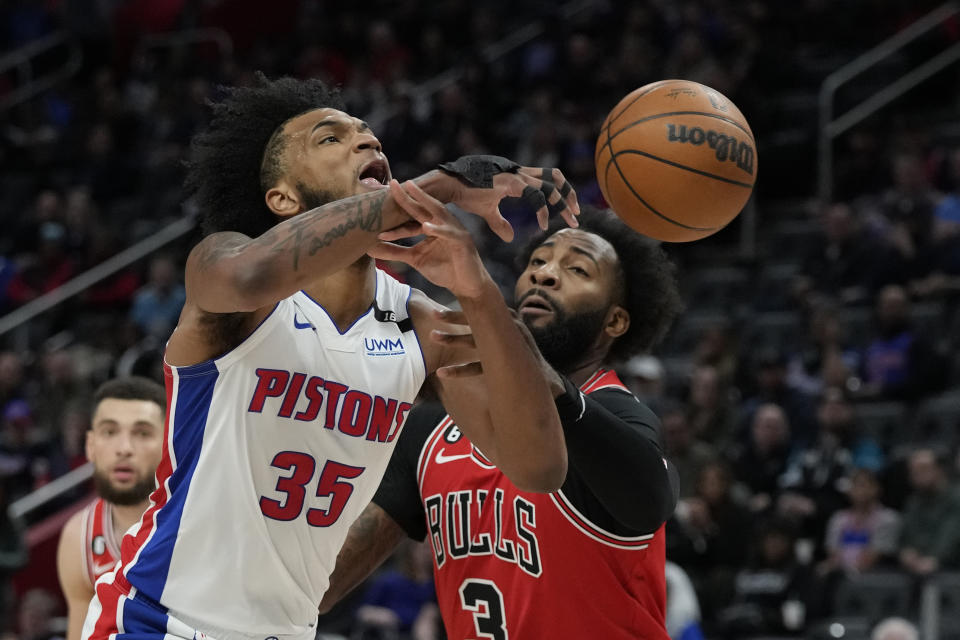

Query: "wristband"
(438, 155), (521, 188)
(554, 376), (586, 424)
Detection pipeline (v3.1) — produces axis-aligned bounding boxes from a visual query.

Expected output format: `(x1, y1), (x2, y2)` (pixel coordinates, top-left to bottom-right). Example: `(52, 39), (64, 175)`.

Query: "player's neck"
(563, 354), (607, 388)
(112, 501), (150, 539)
(301, 256), (377, 332)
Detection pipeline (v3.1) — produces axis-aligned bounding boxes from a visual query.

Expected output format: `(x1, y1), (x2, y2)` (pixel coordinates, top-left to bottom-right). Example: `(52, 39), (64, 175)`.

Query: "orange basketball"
(595, 79), (757, 242)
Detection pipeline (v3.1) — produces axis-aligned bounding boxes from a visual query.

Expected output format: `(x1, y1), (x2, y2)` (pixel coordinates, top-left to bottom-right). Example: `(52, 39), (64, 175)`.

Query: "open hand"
(370, 180), (490, 299)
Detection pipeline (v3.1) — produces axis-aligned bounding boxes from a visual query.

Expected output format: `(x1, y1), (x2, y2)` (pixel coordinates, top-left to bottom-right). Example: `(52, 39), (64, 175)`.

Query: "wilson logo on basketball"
(665, 124), (755, 176)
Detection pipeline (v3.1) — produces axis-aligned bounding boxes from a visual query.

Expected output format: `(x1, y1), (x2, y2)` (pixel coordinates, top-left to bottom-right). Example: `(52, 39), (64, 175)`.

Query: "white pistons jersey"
(115, 269), (425, 639)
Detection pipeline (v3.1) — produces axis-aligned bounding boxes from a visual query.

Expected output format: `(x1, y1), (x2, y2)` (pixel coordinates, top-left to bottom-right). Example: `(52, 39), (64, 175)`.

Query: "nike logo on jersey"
(91, 560), (117, 576)
(293, 314), (313, 330)
(435, 449), (473, 465)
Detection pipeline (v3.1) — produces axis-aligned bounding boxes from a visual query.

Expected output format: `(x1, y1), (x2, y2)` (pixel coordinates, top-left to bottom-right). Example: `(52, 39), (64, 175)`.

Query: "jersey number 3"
(460, 579), (508, 640)
(260, 451), (365, 527)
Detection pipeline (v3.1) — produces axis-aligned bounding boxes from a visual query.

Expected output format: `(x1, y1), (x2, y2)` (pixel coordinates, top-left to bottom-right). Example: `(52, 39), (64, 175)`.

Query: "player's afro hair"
(184, 72), (345, 238)
(516, 207), (682, 363)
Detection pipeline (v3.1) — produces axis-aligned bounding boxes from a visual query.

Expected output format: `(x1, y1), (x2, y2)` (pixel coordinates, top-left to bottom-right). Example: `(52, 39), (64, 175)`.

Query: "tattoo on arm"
(193, 233), (249, 272)
(250, 191), (388, 271)
(327, 504), (404, 601)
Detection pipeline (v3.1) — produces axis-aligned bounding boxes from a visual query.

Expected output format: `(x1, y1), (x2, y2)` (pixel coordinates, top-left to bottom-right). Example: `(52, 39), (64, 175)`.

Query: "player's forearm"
(456, 279), (567, 493)
(318, 503), (405, 614)
(187, 188), (410, 312)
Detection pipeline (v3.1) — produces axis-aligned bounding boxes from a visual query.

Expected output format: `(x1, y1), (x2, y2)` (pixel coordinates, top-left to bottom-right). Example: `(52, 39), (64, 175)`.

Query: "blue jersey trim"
(126, 368), (218, 600)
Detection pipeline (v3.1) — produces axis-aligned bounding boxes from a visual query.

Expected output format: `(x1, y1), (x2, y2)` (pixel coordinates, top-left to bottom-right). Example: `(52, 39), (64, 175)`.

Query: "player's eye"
(530, 257), (545, 266)
(320, 135), (337, 144)
(570, 266), (589, 276)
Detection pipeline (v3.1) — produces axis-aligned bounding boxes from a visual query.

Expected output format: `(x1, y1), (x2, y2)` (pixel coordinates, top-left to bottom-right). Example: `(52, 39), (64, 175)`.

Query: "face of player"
(86, 398), (164, 506)
(514, 229), (628, 372)
(272, 107), (392, 212)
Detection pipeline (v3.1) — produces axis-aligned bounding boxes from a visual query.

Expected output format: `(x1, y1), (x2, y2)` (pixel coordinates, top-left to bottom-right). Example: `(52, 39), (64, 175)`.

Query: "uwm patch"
(365, 336), (405, 356)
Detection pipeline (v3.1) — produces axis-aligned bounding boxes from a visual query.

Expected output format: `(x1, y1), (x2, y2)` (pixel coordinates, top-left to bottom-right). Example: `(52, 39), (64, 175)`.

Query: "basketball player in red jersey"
(57, 377), (165, 640)
(320, 206), (683, 639)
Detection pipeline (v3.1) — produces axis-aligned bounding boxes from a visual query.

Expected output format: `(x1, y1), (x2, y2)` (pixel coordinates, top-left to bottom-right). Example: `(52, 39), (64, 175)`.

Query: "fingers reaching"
(433, 308), (468, 325)
(366, 240), (415, 264)
(430, 330), (476, 349)
(378, 221), (423, 241)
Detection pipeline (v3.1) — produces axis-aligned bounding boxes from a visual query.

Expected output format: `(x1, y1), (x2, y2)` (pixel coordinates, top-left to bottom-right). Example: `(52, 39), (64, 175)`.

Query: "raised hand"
(432, 156), (581, 242)
(368, 180), (491, 299)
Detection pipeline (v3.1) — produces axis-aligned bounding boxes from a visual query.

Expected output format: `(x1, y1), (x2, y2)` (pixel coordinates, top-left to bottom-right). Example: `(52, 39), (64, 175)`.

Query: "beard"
(519, 290), (610, 373)
(93, 468), (156, 506)
(297, 182), (344, 210)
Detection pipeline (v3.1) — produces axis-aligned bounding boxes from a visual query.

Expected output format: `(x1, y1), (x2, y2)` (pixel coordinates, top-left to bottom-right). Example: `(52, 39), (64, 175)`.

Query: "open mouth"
(358, 159), (389, 187)
(518, 293), (554, 316)
(112, 465), (135, 481)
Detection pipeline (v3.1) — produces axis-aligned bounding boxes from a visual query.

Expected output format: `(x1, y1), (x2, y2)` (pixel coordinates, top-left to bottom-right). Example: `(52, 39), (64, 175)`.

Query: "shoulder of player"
(56, 509), (90, 593)
(59, 507), (86, 545)
(397, 401), (448, 452)
(587, 386), (660, 425)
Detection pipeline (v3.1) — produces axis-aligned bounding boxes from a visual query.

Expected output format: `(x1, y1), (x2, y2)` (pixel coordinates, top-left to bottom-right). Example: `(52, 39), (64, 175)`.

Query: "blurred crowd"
(1, 0), (959, 639)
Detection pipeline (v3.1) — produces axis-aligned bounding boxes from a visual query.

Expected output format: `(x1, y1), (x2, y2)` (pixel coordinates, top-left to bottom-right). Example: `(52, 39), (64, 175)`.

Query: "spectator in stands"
(898, 448), (960, 576)
(876, 152), (940, 275)
(0, 353), (27, 411)
(798, 202), (898, 304)
(0, 475), (27, 635)
(718, 518), (811, 639)
(663, 402), (717, 499)
(857, 284), (945, 401)
(778, 386), (882, 542)
(669, 460), (752, 627)
(909, 145), (960, 297)
(727, 403), (792, 514)
(740, 349), (817, 448)
(352, 539), (438, 640)
(665, 561), (706, 640)
(692, 321), (739, 389)
(8, 588), (62, 640)
(620, 354), (667, 408)
(820, 468), (901, 574)
(6, 222), (76, 307)
(686, 364), (737, 450)
(30, 349), (92, 445)
(871, 617), (919, 640)
(129, 254), (186, 339)
(786, 302), (860, 397)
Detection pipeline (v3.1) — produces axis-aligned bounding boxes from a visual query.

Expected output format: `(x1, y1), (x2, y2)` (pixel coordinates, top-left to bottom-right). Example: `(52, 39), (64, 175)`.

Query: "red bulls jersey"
(79, 497), (122, 586)
(379, 369), (669, 640)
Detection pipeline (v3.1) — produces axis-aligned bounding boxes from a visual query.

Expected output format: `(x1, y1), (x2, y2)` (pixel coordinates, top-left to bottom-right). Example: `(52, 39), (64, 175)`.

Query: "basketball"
(594, 79), (757, 242)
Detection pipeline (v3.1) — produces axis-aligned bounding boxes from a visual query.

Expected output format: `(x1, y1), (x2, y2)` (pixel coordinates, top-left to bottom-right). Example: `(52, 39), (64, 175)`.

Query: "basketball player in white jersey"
(57, 377), (165, 640)
(82, 74), (579, 640)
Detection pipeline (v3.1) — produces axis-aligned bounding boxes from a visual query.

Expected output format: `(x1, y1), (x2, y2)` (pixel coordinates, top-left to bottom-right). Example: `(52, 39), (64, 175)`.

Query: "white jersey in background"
(112, 269), (425, 639)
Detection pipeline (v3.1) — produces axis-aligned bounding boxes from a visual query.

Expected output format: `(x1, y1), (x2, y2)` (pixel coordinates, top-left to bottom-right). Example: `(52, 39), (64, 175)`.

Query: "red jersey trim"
(580, 368), (629, 394)
(81, 498), (122, 586)
(550, 491), (654, 549)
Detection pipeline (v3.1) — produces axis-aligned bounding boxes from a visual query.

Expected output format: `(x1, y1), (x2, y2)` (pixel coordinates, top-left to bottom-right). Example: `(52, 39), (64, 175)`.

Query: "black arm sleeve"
(371, 402), (447, 542)
(555, 377), (679, 536)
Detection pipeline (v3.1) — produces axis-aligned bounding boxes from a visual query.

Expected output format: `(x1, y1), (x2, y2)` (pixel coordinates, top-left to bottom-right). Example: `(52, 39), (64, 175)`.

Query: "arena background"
(1, 1), (959, 638)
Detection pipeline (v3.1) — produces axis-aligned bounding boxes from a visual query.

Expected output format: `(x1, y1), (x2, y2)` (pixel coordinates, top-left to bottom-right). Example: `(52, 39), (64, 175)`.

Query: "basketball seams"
(604, 154), (717, 232)
(596, 80), (687, 162)
(610, 149), (754, 188)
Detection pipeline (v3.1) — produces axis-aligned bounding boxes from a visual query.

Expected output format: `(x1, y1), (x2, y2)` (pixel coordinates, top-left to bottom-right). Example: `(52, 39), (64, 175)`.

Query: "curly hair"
(516, 207), (683, 362)
(184, 72), (345, 238)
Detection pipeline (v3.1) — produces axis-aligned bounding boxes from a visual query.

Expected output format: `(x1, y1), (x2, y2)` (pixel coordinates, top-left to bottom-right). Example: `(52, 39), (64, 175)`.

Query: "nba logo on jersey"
(365, 337), (405, 356)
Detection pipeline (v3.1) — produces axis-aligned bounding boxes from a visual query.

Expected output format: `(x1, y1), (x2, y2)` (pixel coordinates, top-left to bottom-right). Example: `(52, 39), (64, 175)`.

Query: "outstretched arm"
(187, 159), (578, 314)
(375, 180), (571, 492)
(318, 502), (406, 614)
